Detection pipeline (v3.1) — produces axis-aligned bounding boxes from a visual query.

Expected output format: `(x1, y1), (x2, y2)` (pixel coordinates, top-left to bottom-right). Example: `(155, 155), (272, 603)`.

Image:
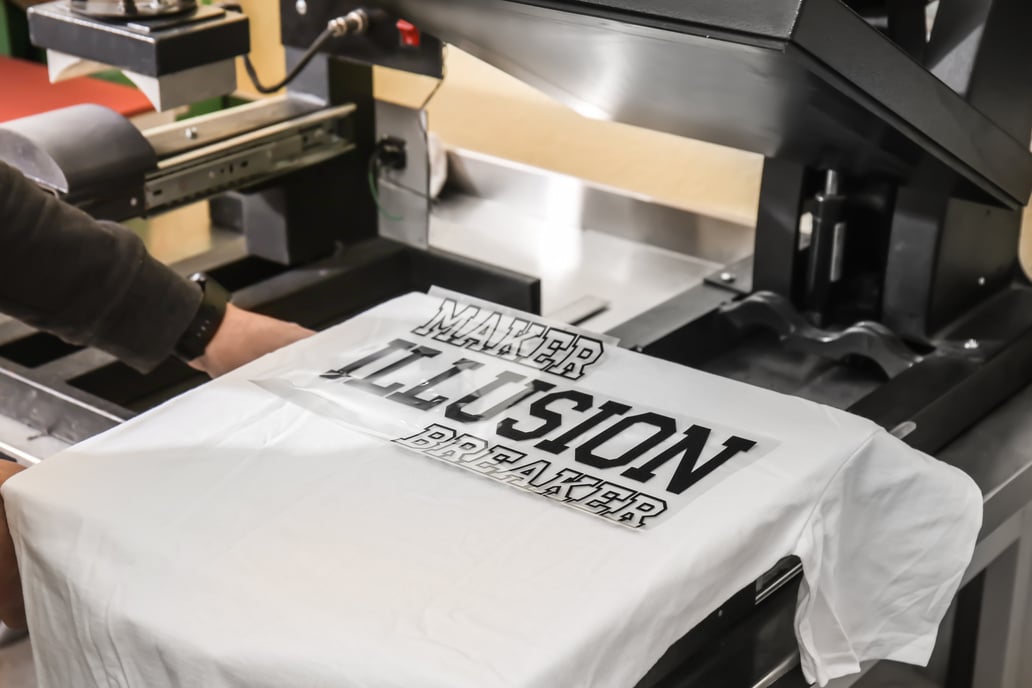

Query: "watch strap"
(174, 273), (230, 362)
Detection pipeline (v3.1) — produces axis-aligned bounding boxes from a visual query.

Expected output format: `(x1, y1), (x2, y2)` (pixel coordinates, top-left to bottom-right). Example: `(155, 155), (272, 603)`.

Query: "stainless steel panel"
(431, 150), (753, 333)
(0, 365), (124, 464)
(375, 101), (431, 249)
(0, 415), (69, 466)
(445, 149), (753, 265)
(372, 0), (1030, 206)
(387, 0), (795, 159)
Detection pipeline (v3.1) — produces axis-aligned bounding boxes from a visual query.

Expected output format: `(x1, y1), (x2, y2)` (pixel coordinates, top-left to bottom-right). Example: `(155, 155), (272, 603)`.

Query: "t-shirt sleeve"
(791, 429), (983, 686)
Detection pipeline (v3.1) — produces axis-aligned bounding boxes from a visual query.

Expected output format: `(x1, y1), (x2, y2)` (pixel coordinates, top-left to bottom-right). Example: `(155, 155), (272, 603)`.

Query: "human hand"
(189, 304), (314, 378)
(0, 461), (26, 630)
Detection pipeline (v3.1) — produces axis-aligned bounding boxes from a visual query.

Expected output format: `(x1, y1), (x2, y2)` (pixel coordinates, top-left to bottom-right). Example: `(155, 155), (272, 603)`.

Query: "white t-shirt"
(3, 291), (981, 688)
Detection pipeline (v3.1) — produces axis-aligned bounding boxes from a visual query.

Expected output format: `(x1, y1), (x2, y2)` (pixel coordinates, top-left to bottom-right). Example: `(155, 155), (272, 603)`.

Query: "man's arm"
(0, 161), (203, 371)
(0, 163), (314, 629)
(0, 161), (312, 373)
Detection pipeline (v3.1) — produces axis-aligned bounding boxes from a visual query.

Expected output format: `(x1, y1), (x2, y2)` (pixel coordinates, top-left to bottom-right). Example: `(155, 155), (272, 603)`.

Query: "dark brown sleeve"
(0, 161), (201, 372)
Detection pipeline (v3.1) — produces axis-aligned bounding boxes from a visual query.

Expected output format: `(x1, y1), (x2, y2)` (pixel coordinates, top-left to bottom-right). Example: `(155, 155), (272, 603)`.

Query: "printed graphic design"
(411, 296), (608, 381)
(258, 291), (778, 529)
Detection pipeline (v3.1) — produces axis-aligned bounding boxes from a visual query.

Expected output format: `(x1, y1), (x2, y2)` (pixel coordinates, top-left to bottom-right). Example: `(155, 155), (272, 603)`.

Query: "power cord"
(220, 3), (447, 221)
(240, 9), (371, 94)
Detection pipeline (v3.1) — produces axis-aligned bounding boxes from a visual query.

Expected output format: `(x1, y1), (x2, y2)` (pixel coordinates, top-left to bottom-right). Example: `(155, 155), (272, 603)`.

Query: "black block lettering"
(527, 329), (577, 370)
(536, 469), (602, 502)
(573, 483), (637, 515)
(413, 299), (479, 342)
(465, 445), (526, 474)
(575, 412), (677, 469)
(494, 459), (553, 487)
(344, 345), (441, 397)
(548, 336), (605, 380)
(665, 436), (756, 495)
(394, 424), (457, 451)
(497, 390), (594, 442)
(536, 400), (631, 454)
(621, 425), (710, 484)
(455, 311), (502, 351)
(492, 319), (547, 360)
(321, 338), (415, 380)
(446, 373), (555, 424)
(606, 494), (667, 529)
(388, 359), (483, 411)
(426, 433), (490, 463)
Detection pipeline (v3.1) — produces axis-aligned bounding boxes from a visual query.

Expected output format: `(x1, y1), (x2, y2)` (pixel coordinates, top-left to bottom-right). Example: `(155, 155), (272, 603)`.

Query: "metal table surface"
(941, 383), (1032, 537)
(432, 148), (754, 333)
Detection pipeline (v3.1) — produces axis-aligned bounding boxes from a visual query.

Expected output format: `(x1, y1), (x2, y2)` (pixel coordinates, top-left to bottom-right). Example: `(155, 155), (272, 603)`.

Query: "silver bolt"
(295, 0), (307, 15)
(719, 272), (737, 284)
(978, 276), (987, 286)
(824, 169), (841, 196)
(964, 339), (980, 351)
(329, 9), (369, 37)
(184, 126), (198, 140)
(129, 197), (138, 207)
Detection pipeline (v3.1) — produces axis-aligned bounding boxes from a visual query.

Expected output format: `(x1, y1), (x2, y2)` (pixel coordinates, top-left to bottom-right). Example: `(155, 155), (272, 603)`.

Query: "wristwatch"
(174, 273), (230, 362)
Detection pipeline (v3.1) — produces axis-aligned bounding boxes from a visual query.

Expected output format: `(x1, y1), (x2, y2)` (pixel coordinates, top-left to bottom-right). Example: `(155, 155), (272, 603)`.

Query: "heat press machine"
(2, 0), (1032, 685)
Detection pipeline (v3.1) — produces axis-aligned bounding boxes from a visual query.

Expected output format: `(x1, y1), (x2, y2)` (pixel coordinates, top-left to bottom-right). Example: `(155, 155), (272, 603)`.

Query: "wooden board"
(0, 56), (151, 121)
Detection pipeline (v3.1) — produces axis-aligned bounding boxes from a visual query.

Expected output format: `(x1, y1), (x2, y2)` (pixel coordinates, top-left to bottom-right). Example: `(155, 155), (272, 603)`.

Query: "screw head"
(719, 272), (737, 284)
(978, 276), (987, 286)
(129, 197), (138, 207)
(295, 0), (307, 14)
(964, 339), (980, 351)
(184, 126), (198, 140)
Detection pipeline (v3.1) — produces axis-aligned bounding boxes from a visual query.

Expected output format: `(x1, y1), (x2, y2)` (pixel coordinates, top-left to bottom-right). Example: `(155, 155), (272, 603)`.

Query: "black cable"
(243, 24), (337, 95)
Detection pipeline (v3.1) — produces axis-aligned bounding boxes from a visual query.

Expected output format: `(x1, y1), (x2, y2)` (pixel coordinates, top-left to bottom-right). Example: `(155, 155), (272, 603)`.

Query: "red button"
(397, 19), (421, 48)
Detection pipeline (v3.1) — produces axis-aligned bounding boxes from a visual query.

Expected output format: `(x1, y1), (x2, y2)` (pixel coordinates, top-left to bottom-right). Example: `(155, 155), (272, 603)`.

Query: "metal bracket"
(704, 256), (754, 295)
(374, 100), (431, 249)
(720, 291), (923, 378)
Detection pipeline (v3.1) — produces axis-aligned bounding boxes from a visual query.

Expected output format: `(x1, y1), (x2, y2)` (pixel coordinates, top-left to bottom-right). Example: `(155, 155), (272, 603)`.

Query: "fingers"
(189, 305), (315, 378)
